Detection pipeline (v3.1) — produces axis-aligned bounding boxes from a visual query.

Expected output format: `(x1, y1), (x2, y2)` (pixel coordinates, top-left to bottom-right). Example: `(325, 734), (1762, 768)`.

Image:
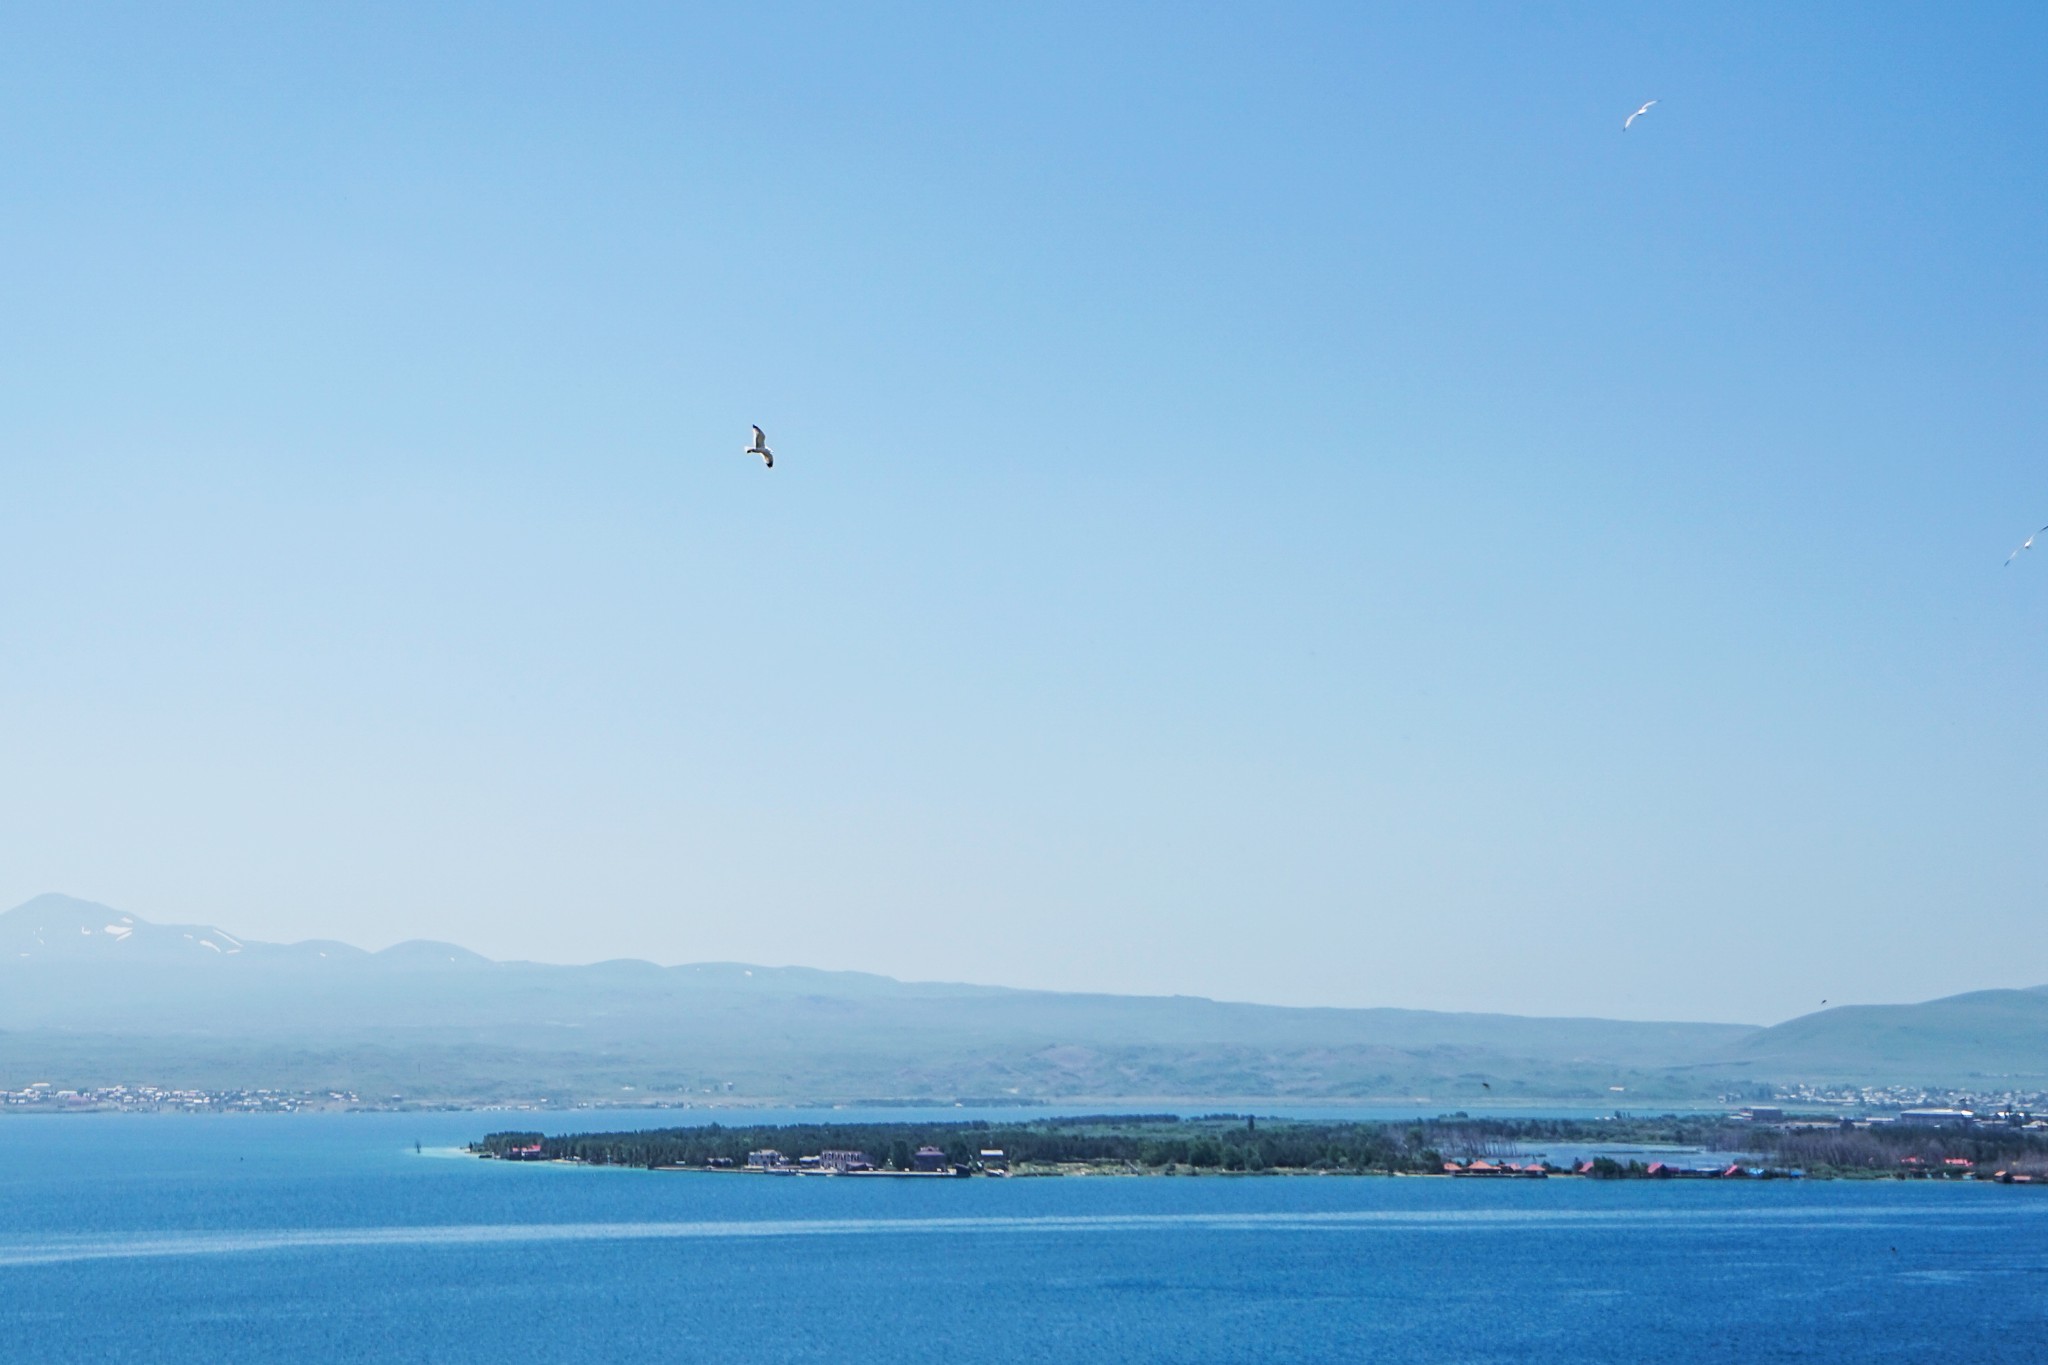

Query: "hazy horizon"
(5, 4), (2046, 1024)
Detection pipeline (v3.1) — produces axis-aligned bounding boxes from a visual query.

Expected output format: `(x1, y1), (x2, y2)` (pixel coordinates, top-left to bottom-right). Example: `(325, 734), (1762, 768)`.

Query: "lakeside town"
(0, 1083), (362, 1113)
(1758, 1083), (2048, 1115)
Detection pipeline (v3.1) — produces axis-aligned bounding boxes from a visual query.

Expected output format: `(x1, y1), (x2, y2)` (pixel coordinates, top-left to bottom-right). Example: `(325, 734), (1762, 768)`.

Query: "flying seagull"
(746, 425), (774, 469)
(1624, 100), (1657, 130)
(2006, 524), (2048, 565)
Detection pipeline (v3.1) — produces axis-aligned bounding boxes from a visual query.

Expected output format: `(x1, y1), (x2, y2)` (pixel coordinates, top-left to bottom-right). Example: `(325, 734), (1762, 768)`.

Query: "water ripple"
(0, 1203), (2018, 1269)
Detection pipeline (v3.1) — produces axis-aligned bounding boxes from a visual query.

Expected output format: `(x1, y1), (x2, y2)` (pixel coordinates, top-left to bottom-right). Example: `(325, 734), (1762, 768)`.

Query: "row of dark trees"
(1764, 1125), (2048, 1175)
(474, 1115), (1457, 1171)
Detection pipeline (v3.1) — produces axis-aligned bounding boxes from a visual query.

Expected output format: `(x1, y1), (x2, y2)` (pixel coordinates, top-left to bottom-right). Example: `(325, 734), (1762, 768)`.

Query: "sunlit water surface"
(0, 1111), (2042, 1363)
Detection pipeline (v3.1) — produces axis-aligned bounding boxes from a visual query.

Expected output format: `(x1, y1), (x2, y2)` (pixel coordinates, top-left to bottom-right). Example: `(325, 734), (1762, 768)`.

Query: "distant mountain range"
(3, 893), (2043, 1106)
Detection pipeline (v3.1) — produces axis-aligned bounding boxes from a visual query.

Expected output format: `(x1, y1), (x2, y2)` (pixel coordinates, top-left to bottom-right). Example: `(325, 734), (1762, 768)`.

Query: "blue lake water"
(1, 1111), (2044, 1363)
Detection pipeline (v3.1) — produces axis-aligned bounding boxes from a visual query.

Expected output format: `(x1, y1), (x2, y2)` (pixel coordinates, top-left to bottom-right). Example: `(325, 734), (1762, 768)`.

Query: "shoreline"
(485, 1154), (2031, 1183)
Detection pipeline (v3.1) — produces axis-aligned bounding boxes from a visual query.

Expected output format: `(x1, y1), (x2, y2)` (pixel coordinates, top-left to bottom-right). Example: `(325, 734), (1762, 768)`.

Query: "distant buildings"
(1896, 1108), (1974, 1127)
(1731, 1103), (2045, 1134)
(0, 1083), (356, 1113)
(718, 1145), (960, 1176)
(1442, 1160), (1547, 1177)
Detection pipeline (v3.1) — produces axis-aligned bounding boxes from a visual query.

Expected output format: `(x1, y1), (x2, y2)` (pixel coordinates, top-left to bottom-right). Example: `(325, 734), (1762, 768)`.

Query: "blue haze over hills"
(4, 894), (2042, 1106)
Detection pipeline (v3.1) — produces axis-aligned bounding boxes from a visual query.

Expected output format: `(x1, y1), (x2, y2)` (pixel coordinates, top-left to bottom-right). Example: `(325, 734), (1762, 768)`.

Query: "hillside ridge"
(5, 894), (2041, 1103)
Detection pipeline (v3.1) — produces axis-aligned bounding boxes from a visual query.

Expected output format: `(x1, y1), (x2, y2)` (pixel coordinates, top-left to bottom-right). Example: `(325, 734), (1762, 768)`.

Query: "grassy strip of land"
(474, 1113), (2048, 1179)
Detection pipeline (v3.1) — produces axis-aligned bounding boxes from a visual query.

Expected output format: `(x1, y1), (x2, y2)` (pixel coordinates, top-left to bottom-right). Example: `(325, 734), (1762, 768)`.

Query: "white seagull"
(1624, 99), (1657, 131)
(2006, 524), (2048, 566)
(745, 425), (774, 469)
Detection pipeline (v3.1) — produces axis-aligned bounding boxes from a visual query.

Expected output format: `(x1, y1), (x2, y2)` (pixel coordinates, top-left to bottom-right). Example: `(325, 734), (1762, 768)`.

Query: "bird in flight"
(746, 425), (774, 469)
(2006, 524), (2048, 565)
(1624, 100), (1657, 130)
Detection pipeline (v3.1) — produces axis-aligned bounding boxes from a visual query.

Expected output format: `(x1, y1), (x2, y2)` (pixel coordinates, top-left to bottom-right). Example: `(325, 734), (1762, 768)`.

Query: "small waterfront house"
(818, 1149), (872, 1172)
(912, 1146), (949, 1172)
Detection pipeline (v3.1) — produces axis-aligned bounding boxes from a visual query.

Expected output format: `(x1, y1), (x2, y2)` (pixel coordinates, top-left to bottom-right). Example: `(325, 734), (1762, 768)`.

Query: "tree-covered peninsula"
(474, 1112), (2048, 1180)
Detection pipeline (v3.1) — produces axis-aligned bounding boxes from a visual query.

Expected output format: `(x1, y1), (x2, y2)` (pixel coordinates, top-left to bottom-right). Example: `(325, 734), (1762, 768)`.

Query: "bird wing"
(751, 425), (766, 448)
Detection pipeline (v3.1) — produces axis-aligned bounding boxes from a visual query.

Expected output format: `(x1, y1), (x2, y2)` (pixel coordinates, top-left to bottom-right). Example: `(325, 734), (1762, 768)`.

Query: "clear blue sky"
(2, 3), (2044, 1023)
